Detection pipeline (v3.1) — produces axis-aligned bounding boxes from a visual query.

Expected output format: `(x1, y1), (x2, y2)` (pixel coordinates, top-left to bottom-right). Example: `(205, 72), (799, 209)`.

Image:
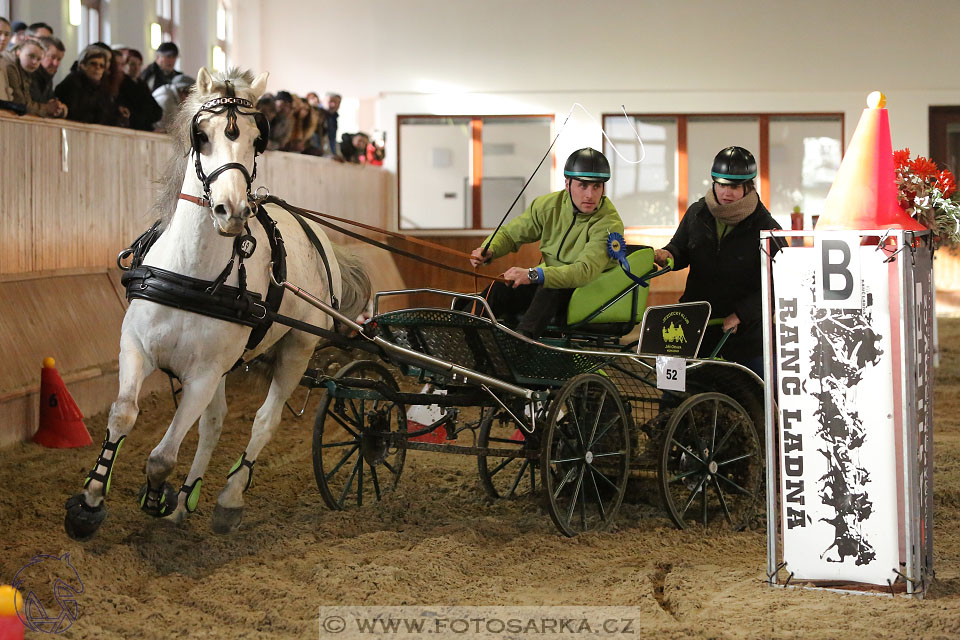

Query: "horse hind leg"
(213, 332), (316, 534)
(140, 372), (224, 518)
(65, 342), (153, 541)
(168, 376), (227, 523)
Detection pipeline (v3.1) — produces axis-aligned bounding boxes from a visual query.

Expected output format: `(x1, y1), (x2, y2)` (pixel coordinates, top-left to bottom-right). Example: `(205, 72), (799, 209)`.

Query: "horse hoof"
(211, 504), (243, 534)
(138, 482), (178, 518)
(64, 494), (106, 541)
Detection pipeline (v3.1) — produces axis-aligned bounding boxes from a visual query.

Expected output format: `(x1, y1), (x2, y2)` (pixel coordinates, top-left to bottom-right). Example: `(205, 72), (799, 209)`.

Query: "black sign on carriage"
(637, 302), (712, 358)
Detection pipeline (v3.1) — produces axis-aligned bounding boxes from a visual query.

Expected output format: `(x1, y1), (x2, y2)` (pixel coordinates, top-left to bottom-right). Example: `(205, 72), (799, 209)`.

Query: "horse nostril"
(241, 206), (252, 218)
(214, 204), (227, 216)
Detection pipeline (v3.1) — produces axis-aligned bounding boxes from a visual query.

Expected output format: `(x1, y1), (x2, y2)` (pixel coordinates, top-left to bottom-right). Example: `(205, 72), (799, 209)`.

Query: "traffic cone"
(0, 585), (24, 640)
(816, 91), (925, 232)
(33, 358), (91, 448)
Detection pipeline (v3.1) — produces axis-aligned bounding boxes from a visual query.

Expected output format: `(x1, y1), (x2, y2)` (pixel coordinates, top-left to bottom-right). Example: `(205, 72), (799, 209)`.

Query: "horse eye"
(195, 131), (209, 146)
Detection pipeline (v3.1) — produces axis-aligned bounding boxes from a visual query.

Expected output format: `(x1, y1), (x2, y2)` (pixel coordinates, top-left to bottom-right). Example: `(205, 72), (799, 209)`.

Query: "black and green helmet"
(563, 147), (611, 183)
(711, 146), (757, 185)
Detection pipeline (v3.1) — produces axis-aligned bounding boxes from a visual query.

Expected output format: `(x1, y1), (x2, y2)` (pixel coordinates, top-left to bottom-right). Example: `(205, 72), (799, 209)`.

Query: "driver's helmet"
(563, 148), (611, 183)
(711, 146), (757, 185)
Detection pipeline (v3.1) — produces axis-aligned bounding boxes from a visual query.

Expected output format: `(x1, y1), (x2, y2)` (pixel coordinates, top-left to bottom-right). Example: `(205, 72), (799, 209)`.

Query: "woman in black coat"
(654, 146), (780, 377)
(54, 45), (118, 125)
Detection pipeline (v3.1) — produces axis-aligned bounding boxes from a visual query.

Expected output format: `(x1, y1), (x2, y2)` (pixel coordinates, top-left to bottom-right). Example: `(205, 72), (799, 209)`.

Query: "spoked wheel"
(313, 360), (406, 510)
(658, 392), (762, 530)
(540, 374), (631, 537)
(477, 406), (538, 500)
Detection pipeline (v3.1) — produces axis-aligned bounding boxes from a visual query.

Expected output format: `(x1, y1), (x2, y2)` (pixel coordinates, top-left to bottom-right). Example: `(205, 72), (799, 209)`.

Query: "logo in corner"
(12, 553), (84, 634)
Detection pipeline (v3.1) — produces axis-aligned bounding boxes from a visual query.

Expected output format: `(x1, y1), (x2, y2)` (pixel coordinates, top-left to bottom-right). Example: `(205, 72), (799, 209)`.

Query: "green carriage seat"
(564, 246), (656, 332)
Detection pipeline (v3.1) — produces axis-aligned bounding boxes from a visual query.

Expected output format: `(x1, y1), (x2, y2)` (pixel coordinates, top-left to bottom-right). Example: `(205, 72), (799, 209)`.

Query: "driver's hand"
(502, 267), (530, 288)
(470, 247), (492, 267)
(722, 312), (740, 333)
(653, 249), (673, 267)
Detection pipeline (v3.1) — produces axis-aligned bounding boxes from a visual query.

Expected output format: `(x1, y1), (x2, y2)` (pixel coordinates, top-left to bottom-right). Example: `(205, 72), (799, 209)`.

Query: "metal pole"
(759, 231), (779, 584)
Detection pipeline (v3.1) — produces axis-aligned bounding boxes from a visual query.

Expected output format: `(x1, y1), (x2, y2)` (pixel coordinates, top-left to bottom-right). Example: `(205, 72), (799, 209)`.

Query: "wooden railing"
(0, 113), (391, 276)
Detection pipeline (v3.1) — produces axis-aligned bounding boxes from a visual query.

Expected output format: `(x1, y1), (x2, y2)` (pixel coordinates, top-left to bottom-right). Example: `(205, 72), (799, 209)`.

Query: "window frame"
(396, 113), (555, 232)
(602, 112), (845, 227)
(156, 0), (177, 45)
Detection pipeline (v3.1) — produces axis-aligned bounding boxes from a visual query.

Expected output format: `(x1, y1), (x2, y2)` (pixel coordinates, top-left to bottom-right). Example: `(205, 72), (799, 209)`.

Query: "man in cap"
(468, 147), (625, 338)
(141, 41), (181, 90)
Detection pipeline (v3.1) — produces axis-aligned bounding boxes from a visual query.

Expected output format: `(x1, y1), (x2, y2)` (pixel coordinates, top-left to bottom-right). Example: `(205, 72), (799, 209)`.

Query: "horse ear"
(250, 72), (269, 101)
(197, 67), (214, 95)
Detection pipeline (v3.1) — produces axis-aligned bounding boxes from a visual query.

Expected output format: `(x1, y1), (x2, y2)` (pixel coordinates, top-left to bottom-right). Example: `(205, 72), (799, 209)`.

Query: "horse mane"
(150, 68), (259, 227)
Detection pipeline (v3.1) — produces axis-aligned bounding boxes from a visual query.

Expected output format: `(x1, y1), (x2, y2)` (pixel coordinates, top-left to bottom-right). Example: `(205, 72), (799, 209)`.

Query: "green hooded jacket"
(481, 189), (624, 289)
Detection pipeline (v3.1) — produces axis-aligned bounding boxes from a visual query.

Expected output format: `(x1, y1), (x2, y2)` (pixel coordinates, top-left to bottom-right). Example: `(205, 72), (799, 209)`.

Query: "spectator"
(101, 46), (128, 124)
(0, 18), (12, 53)
(54, 45), (116, 124)
(1, 37), (66, 117)
(366, 138), (385, 166)
(256, 94), (277, 122)
(30, 36), (65, 104)
(324, 92), (340, 155)
(339, 131), (370, 164)
(140, 41), (180, 91)
(7, 21), (26, 50)
(152, 73), (194, 131)
(117, 48), (161, 131)
(267, 90), (293, 150)
(26, 22), (53, 38)
(284, 94), (320, 152)
(305, 91), (321, 107)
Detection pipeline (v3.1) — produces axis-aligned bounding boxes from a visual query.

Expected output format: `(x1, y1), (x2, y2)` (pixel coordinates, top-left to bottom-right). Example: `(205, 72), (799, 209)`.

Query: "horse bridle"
(188, 85), (269, 208)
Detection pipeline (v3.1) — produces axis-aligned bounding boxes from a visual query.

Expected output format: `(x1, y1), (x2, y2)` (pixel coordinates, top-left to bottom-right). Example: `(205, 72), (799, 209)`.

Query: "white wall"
(228, 0), (960, 183)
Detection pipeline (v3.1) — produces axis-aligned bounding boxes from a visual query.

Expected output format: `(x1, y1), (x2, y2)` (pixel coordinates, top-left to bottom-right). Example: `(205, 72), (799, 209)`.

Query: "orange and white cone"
(0, 585), (24, 640)
(33, 358), (92, 449)
(816, 91), (925, 232)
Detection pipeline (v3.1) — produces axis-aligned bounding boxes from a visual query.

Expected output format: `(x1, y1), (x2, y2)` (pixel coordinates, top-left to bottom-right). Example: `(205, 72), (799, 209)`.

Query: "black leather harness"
(119, 205), (338, 357)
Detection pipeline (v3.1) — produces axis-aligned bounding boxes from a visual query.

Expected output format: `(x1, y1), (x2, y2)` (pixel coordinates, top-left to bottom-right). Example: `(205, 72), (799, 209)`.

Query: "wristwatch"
(527, 267), (540, 284)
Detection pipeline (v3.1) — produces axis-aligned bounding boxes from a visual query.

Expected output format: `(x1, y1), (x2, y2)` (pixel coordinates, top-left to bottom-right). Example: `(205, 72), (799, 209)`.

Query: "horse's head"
(187, 67), (269, 236)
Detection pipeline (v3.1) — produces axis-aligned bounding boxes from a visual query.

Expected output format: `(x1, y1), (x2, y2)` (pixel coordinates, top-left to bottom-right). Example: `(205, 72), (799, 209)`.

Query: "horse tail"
(333, 245), (372, 322)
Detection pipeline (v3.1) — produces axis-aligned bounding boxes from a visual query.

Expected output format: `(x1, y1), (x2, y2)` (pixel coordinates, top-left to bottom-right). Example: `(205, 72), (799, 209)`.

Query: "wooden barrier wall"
(0, 113), (396, 447)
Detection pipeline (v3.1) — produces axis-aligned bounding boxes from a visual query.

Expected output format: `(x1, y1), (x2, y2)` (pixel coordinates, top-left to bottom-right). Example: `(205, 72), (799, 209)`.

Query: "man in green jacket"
(468, 147), (624, 338)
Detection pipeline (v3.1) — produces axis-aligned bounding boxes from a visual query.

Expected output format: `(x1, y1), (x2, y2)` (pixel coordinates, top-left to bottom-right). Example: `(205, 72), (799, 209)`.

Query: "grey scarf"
(705, 188), (758, 226)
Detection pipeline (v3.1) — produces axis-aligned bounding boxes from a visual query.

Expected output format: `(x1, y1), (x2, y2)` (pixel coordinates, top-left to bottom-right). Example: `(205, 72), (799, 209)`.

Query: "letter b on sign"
(815, 235), (861, 309)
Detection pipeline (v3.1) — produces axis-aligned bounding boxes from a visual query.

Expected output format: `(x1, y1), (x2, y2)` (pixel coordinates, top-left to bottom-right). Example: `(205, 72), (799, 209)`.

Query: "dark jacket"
(118, 75), (162, 131)
(30, 67), (55, 103)
(663, 196), (781, 363)
(54, 70), (116, 125)
(140, 61), (180, 91)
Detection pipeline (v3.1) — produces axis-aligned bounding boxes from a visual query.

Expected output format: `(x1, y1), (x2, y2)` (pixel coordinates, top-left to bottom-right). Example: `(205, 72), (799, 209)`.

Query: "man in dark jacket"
(117, 48), (161, 130)
(29, 36), (64, 103)
(654, 146), (780, 377)
(140, 41), (180, 91)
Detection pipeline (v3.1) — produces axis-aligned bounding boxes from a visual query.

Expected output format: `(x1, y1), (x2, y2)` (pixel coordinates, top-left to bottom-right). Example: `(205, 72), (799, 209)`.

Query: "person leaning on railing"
(29, 36), (65, 105)
(0, 37), (66, 117)
(54, 45), (117, 125)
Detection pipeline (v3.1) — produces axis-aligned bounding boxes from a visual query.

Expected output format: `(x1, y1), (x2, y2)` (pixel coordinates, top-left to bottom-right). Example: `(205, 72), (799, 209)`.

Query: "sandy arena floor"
(2, 321), (959, 639)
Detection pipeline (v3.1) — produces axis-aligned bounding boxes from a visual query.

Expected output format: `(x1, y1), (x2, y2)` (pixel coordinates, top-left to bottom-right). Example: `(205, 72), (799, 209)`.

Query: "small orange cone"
(816, 91), (925, 232)
(33, 358), (91, 448)
(0, 585), (24, 640)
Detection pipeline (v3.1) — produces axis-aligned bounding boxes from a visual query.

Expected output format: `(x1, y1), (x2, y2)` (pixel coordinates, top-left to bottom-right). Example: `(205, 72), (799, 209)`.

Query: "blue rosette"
(606, 232), (651, 287)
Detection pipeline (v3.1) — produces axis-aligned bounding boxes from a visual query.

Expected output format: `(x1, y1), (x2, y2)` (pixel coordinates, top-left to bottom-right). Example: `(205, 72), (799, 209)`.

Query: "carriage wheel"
(477, 407), (538, 500)
(312, 360), (406, 510)
(540, 374), (631, 537)
(658, 392), (762, 530)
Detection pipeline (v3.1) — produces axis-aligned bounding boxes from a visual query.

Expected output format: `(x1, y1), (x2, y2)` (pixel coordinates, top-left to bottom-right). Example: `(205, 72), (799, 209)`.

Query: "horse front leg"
(65, 341), (154, 541)
(168, 376), (227, 523)
(212, 333), (315, 533)
(139, 371), (224, 518)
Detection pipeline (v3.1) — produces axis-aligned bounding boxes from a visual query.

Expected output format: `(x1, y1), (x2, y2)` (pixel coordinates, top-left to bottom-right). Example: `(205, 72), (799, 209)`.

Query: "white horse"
(64, 68), (370, 539)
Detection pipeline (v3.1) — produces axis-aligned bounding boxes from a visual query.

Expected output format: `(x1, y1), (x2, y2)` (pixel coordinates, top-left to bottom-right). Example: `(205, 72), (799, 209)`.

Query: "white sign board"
(814, 233), (863, 310)
(655, 356), (686, 392)
(772, 245), (900, 585)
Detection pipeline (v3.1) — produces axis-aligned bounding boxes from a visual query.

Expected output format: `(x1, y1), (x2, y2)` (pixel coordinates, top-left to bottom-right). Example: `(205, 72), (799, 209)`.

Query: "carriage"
(292, 244), (766, 537)
(64, 68), (764, 542)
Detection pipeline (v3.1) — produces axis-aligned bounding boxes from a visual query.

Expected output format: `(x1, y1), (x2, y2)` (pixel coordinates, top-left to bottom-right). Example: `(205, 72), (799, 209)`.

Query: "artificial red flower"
(893, 148), (912, 169)
(910, 156), (940, 181)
